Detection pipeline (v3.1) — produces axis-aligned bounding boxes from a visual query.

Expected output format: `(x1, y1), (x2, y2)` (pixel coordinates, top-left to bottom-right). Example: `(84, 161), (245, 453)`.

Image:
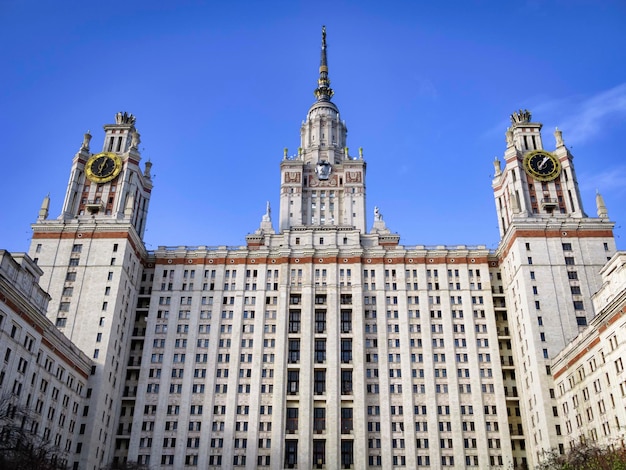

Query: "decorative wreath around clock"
(523, 150), (561, 182)
(85, 152), (122, 183)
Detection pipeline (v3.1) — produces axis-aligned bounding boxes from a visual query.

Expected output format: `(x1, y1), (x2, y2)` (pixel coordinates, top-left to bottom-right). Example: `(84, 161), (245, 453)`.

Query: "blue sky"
(1, 1), (626, 253)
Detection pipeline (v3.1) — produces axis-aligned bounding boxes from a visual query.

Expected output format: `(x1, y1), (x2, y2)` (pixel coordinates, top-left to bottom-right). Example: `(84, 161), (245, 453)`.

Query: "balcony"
(541, 198), (558, 210)
(85, 200), (103, 214)
(127, 356), (142, 367)
(501, 356), (515, 367)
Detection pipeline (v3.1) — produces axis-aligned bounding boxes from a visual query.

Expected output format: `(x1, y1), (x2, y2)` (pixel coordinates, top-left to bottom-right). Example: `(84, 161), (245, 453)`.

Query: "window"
(341, 408), (353, 433)
(341, 440), (353, 467)
(315, 340), (326, 363)
(288, 340), (300, 363)
(286, 408), (298, 433)
(341, 310), (352, 333)
(313, 439), (325, 466)
(314, 408), (326, 433)
(341, 369), (353, 394)
(315, 310), (326, 333)
(288, 311), (300, 333)
(314, 370), (326, 395)
(284, 440), (298, 468)
(287, 370), (299, 394)
(341, 339), (352, 363)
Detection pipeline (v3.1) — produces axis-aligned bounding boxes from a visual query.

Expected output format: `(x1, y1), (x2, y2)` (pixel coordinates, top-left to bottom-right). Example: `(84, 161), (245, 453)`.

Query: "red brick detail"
(553, 336), (601, 380)
(150, 254), (484, 266)
(552, 306), (626, 379)
(0, 294), (89, 380)
(500, 228), (614, 260)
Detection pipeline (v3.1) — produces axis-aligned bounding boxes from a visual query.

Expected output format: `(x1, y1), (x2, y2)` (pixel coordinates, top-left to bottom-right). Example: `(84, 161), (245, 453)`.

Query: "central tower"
(279, 26), (366, 233)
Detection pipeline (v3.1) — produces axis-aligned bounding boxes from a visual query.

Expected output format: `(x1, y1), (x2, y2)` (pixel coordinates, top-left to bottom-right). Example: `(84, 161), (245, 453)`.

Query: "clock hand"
(538, 156), (549, 170)
(98, 158), (107, 173)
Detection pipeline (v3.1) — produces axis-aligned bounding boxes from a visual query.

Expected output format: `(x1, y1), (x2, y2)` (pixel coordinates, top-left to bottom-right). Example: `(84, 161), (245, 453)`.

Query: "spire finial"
(596, 190), (609, 219)
(314, 25), (334, 102)
(38, 193), (50, 220)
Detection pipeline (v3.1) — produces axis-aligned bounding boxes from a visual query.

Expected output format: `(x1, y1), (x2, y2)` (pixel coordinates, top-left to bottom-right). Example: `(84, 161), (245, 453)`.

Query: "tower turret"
(58, 112), (152, 237)
(492, 111), (586, 237)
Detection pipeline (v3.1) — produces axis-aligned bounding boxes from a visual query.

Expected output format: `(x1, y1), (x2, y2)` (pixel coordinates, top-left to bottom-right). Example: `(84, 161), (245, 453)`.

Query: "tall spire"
(314, 25), (334, 102)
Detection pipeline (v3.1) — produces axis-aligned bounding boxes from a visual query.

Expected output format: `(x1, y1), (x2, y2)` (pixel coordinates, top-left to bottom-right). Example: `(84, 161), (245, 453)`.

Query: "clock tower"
(279, 26), (366, 233)
(493, 110), (616, 465)
(493, 109), (587, 236)
(59, 111), (152, 237)
(29, 112), (152, 470)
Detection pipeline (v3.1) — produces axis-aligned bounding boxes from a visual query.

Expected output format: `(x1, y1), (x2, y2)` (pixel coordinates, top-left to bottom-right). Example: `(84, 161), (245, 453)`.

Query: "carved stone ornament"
(315, 161), (332, 180)
(285, 172), (301, 183)
(115, 111), (136, 125)
(346, 171), (361, 183)
(309, 175), (337, 187)
(510, 109), (531, 125)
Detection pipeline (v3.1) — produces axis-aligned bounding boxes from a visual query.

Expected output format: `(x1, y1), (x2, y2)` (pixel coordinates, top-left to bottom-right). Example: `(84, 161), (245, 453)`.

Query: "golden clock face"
(85, 152), (122, 183)
(523, 150), (561, 182)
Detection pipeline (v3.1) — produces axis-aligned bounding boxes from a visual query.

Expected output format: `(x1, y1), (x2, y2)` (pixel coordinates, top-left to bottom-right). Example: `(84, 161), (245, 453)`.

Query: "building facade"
(28, 111), (152, 469)
(552, 252), (626, 449)
(11, 27), (620, 470)
(0, 250), (91, 468)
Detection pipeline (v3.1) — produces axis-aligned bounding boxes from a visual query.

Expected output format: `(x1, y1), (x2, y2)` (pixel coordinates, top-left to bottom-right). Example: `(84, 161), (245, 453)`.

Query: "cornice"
(496, 218), (615, 260)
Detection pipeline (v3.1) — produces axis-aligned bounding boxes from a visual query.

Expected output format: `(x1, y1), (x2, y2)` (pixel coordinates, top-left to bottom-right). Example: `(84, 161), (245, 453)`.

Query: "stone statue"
(131, 130), (141, 149)
(81, 131), (92, 150)
(554, 127), (564, 147)
(493, 157), (501, 176)
(374, 206), (382, 221)
(262, 201), (271, 222)
(115, 111), (136, 125)
(505, 129), (514, 147)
